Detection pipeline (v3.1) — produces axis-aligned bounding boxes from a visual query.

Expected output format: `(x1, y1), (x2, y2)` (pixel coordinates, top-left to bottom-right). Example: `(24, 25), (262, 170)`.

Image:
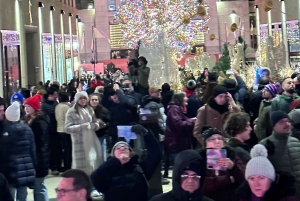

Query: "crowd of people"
(0, 55), (300, 201)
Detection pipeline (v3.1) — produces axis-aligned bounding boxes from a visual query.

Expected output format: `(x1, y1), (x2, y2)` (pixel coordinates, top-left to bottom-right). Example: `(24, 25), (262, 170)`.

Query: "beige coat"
(193, 104), (240, 145)
(55, 102), (71, 133)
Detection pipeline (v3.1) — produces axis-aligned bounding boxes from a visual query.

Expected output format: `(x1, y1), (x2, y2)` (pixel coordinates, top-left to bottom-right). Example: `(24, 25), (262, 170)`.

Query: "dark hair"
(44, 86), (58, 99)
(61, 169), (92, 201)
(258, 76), (269, 86)
(108, 89), (117, 97)
(225, 112), (250, 137)
(58, 92), (69, 103)
(95, 75), (101, 81)
(162, 83), (171, 92)
(138, 56), (148, 65)
(201, 82), (218, 104)
(171, 91), (186, 106)
(208, 72), (218, 82)
(89, 93), (109, 119)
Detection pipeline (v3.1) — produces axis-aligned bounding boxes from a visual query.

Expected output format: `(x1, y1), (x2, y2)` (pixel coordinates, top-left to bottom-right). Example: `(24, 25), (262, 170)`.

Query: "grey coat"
(65, 105), (103, 175)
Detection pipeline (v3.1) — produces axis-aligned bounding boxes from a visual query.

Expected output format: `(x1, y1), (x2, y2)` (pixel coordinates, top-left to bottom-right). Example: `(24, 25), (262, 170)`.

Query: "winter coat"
(248, 90), (263, 122)
(93, 105), (110, 138)
(161, 90), (174, 114)
(236, 172), (299, 201)
(200, 147), (247, 201)
(55, 102), (71, 133)
(0, 173), (13, 201)
(142, 96), (166, 131)
(260, 132), (300, 198)
(194, 103), (241, 145)
(90, 80), (105, 89)
(136, 66), (150, 88)
(227, 138), (251, 153)
(187, 94), (203, 118)
(29, 114), (50, 178)
(65, 105), (102, 175)
(255, 100), (273, 141)
(165, 104), (195, 154)
(150, 150), (214, 201)
(228, 76), (248, 106)
(91, 131), (161, 201)
(41, 99), (58, 133)
(271, 93), (299, 114)
(124, 90), (143, 107)
(0, 121), (37, 187)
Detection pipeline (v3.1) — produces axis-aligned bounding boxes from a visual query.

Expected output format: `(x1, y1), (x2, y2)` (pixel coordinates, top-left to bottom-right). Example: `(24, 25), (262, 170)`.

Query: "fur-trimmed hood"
(236, 172), (297, 201)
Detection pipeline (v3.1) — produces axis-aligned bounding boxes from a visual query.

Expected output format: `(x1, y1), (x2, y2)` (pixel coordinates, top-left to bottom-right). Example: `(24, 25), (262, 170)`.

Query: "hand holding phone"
(217, 158), (234, 170)
(207, 149), (227, 170)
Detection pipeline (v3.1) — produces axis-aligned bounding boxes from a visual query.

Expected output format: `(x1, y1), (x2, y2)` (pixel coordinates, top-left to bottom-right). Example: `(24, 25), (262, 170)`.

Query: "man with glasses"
(56, 169), (93, 201)
(260, 111), (300, 199)
(150, 149), (213, 201)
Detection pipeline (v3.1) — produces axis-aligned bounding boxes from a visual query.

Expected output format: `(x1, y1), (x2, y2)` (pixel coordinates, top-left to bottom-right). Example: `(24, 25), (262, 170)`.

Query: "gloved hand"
(131, 124), (148, 136)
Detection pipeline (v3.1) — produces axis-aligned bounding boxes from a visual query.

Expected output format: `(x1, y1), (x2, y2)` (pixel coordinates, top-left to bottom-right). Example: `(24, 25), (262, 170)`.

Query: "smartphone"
(226, 69), (234, 75)
(206, 149), (227, 170)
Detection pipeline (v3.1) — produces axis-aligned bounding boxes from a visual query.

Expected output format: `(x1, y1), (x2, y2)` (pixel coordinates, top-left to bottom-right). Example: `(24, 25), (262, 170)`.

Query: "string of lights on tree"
(115, 0), (210, 51)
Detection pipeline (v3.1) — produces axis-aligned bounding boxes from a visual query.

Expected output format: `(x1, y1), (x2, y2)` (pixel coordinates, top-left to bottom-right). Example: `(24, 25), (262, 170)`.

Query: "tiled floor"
(27, 171), (173, 201)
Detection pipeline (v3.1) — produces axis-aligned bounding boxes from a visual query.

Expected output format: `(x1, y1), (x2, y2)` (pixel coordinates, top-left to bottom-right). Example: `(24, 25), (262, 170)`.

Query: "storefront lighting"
(38, 2), (44, 8)
(61, 10), (65, 14)
(50, 6), (55, 11)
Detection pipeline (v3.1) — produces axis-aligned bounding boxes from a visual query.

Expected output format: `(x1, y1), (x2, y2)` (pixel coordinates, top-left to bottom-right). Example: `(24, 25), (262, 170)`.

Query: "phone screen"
(206, 149), (227, 170)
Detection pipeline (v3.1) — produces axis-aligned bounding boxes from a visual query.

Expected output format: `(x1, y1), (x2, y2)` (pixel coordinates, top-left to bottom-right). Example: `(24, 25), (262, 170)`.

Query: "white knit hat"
(5, 101), (20, 122)
(245, 144), (275, 181)
(74, 91), (89, 103)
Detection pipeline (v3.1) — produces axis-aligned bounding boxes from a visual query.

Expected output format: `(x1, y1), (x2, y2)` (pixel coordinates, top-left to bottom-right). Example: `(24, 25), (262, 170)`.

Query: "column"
(38, 3), (44, 82)
(255, 5), (261, 50)
(50, 6), (57, 80)
(60, 10), (67, 83)
(267, 11), (272, 36)
(281, 0), (289, 66)
(76, 16), (82, 65)
(69, 13), (74, 75)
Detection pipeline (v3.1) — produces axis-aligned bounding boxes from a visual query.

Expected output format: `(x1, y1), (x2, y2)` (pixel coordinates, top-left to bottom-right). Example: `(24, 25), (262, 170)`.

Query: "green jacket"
(271, 93), (299, 114)
(255, 100), (272, 141)
(260, 132), (300, 198)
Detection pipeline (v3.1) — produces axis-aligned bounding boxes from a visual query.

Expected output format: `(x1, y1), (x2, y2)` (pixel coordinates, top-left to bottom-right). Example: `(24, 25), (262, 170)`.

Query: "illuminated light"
(38, 2), (44, 8)
(61, 10), (65, 14)
(50, 6), (55, 11)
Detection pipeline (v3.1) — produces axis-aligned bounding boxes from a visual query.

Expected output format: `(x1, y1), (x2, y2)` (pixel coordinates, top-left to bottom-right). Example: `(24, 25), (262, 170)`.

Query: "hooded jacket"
(271, 93), (299, 114)
(150, 149), (214, 201)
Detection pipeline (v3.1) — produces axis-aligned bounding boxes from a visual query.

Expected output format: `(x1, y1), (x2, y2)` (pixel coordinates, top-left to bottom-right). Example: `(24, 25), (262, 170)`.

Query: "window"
(108, 0), (116, 11)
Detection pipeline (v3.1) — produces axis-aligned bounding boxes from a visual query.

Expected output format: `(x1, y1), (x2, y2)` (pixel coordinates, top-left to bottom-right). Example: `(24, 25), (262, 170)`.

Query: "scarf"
(207, 98), (229, 114)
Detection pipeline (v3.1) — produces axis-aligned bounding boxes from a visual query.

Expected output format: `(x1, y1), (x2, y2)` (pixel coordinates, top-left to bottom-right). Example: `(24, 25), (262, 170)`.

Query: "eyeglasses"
(55, 188), (80, 195)
(115, 145), (129, 150)
(207, 137), (223, 142)
(181, 174), (201, 180)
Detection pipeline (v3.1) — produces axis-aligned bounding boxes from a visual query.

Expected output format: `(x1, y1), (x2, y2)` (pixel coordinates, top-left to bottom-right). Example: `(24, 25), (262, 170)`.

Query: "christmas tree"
(213, 43), (231, 73)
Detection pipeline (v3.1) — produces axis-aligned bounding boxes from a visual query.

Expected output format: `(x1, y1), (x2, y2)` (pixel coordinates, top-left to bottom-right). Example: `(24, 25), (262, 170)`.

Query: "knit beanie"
(5, 101), (20, 122)
(111, 141), (130, 156)
(245, 144), (275, 181)
(264, 84), (279, 98)
(213, 85), (227, 98)
(10, 93), (24, 104)
(74, 91), (89, 103)
(202, 126), (222, 141)
(186, 80), (197, 90)
(183, 161), (203, 177)
(24, 94), (42, 111)
(270, 111), (289, 127)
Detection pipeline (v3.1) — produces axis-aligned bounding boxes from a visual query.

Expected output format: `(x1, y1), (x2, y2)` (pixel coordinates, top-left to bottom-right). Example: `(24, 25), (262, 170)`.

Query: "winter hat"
(264, 84), (279, 98)
(288, 109), (300, 125)
(245, 144), (275, 181)
(186, 80), (197, 90)
(161, 83), (171, 92)
(202, 126), (222, 141)
(208, 72), (218, 82)
(111, 141), (130, 156)
(10, 93), (24, 104)
(183, 161), (203, 176)
(213, 85), (227, 98)
(223, 79), (237, 91)
(290, 99), (300, 110)
(5, 101), (20, 122)
(74, 91), (89, 103)
(24, 94), (42, 111)
(270, 111), (289, 127)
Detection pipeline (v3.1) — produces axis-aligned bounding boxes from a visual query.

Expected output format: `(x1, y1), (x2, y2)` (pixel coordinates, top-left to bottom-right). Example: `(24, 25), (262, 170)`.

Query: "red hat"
(24, 94), (42, 111)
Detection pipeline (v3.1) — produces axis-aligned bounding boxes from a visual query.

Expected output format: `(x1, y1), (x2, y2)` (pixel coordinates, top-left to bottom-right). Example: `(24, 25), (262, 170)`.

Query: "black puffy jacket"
(0, 121), (37, 187)
(29, 114), (50, 178)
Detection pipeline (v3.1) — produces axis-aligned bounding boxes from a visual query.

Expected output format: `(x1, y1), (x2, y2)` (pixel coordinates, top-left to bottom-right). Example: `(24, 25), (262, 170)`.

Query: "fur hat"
(10, 93), (24, 104)
(270, 111), (289, 127)
(245, 144), (275, 181)
(5, 101), (20, 122)
(74, 91), (89, 103)
(186, 80), (197, 90)
(24, 94), (42, 111)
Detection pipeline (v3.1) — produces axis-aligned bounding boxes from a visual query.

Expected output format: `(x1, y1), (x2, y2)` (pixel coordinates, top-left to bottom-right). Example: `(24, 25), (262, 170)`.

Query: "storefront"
(42, 33), (54, 82)
(1, 30), (21, 103)
(65, 34), (73, 82)
(55, 34), (65, 84)
(73, 35), (79, 76)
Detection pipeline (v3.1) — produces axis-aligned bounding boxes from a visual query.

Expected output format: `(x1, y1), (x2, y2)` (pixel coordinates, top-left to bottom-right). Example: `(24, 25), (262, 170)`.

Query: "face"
(0, 105), (5, 121)
(206, 134), (224, 149)
(238, 122), (252, 141)
(24, 104), (36, 116)
(123, 80), (132, 89)
(181, 170), (200, 194)
(262, 89), (272, 99)
(183, 95), (188, 106)
(89, 95), (99, 107)
(77, 96), (87, 107)
(48, 91), (58, 101)
(56, 178), (86, 201)
(274, 118), (291, 134)
(214, 93), (227, 105)
(113, 143), (130, 158)
(248, 175), (272, 198)
(283, 78), (295, 94)
(138, 60), (144, 66)
(110, 94), (120, 103)
(150, 91), (161, 98)
(262, 70), (269, 77)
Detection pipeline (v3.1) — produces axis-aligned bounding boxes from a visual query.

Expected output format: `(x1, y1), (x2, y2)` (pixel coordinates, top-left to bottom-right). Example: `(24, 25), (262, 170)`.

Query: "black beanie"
(213, 85), (227, 98)
(270, 111), (289, 127)
(202, 126), (222, 141)
(183, 161), (203, 177)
